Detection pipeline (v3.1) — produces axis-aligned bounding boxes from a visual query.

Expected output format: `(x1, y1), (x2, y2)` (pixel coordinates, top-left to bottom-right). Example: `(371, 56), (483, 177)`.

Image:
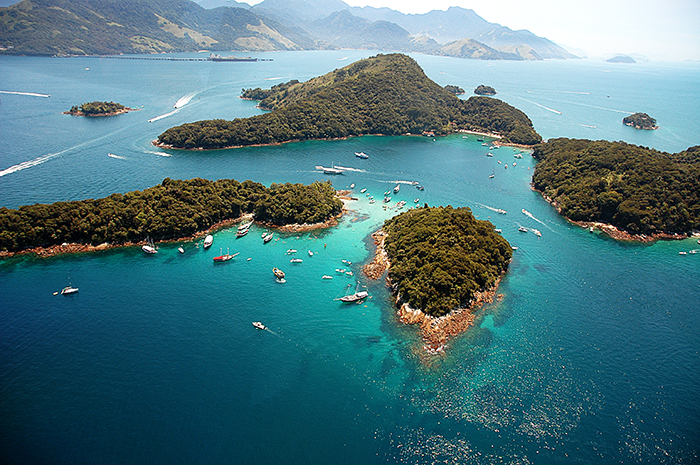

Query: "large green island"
(156, 53), (541, 150)
(364, 206), (512, 350)
(0, 178), (342, 255)
(532, 138), (700, 240)
(65, 101), (135, 117)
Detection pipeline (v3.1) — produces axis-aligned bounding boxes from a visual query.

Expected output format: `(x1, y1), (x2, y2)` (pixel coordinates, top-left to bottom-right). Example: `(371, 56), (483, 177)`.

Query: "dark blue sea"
(1, 51), (699, 464)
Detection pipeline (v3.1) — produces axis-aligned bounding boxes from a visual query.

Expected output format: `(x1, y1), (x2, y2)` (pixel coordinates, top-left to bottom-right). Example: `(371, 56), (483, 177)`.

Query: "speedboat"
(519, 227), (528, 232)
(178, 246), (185, 254)
(308, 250), (314, 256)
(290, 258), (303, 263)
(532, 229), (542, 237)
(360, 188), (367, 193)
(286, 249), (297, 254)
(263, 232), (273, 243)
(252, 321), (267, 330)
(393, 184), (400, 193)
(203, 235), (213, 248)
(355, 152), (369, 159)
(61, 285), (79, 295)
(350, 183), (355, 189)
(322, 275), (333, 279)
(273, 268), (285, 279)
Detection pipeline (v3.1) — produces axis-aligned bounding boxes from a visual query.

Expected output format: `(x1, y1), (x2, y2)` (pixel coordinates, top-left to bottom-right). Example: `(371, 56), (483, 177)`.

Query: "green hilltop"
(157, 53), (541, 149)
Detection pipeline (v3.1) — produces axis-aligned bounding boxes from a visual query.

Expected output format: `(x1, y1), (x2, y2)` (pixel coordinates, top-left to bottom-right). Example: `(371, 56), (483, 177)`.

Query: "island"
(65, 101), (136, 117)
(532, 138), (700, 240)
(474, 85), (497, 96)
(623, 112), (658, 130)
(156, 54), (542, 150)
(0, 178), (342, 256)
(444, 85), (466, 95)
(363, 206), (512, 351)
(606, 55), (636, 63)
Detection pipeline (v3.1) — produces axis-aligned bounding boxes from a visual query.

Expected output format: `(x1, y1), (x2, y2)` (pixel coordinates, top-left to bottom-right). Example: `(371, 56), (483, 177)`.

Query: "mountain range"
(0, 0), (577, 59)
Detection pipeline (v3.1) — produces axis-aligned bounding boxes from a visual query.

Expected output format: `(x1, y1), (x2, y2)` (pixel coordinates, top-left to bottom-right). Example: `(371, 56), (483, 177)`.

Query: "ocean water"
(1, 51), (699, 464)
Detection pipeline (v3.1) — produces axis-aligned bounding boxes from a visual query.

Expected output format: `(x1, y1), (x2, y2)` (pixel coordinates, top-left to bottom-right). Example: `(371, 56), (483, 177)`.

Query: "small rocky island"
(444, 85), (466, 95)
(606, 55), (636, 63)
(474, 85), (497, 95)
(364, 206), (512, 351)
(623, 112), (658, 130)
(157, 54), (541, 149)
(65, 101), (136, 117)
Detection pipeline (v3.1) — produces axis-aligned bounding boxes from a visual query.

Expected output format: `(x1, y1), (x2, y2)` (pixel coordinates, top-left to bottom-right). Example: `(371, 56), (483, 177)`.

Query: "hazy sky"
(337, 0), (700, 61)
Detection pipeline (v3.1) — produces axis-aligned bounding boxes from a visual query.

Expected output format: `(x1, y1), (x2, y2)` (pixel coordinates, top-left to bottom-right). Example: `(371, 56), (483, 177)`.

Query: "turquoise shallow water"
(1, 52), (699, 464)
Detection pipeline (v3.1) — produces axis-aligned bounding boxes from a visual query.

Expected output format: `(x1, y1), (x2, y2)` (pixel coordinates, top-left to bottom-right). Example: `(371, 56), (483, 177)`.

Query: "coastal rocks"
(362, 230), (389, 280)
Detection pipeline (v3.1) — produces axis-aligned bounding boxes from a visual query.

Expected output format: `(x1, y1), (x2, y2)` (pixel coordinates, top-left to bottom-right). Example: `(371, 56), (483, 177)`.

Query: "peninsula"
(65, 101), (136, 117)
(532, 138), (700, 240)
(156, 54), (541, 150)
(364, 206), (512, 350)
(0, 178), (342, 255)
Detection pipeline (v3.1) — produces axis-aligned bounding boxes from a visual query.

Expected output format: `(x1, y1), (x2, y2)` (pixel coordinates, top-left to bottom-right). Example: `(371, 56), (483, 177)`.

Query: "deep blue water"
(1, 51), (699, 464)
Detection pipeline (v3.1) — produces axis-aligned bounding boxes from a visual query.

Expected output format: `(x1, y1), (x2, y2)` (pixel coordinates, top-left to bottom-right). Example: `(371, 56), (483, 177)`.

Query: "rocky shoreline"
(537, 189), (689, 242)
(363, 228), (504, 352)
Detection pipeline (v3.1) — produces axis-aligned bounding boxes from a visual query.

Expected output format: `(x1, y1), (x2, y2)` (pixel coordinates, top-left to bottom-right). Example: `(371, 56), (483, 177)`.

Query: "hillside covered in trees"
(0, 178), (342, 253)
(382, 206), (512, 318)
(532, 138), (700, 236)
(66, 101), (132, 116)
(156, 54), (542, 149)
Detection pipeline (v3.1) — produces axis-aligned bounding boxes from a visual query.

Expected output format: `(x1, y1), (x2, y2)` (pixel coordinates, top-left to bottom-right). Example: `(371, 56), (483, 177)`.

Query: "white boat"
(308, 250), (313, 256)
(519, 227), (528, 233)
(335, 268), (346, 273)
(341, 259), (352, 265)
(263, 232), (273, 243)
(322, 275), (333, 279)
(494, 229), (502, 234)
(350, 183), (355, 189)
(203, 235), (213, 248)
(679, 251), (688, 255)
(238, 221), (253, 232)
(286, 249), (297, 254)
(414, 198), (419, 203)
(61, 285), (79, 295)
(337, 282), (369, 303)
(290, 258), (303, 263)
(383, 196), (391, 203)
(355, 152), (369, 159)
(346, 271), (353, 276)
(360, 188), (367, 193)
(393, 184), (400, 193)
(487, 152), (493, 157)
(316, 163), (344, 174)
(532, 229), (542, 237)
(273, 268), (285, 279)
(178, 246), (185, 254)
(237, 222), (252, 237)
(142, 237), (157, 254)
(252, 321), (267, 330)
(496, 209), (507, 214)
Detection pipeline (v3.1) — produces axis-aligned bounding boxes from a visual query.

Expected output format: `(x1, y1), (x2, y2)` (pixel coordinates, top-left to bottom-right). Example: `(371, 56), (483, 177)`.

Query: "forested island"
(623, 112), (658, 130)
(365, 206), (512, 349)
(532, 138), (700, 239)
(444, 85), (466, 95)
(65, 101), (135, 117)
(474, 85), (496, 95)
(156, 54), (541, 149)
(0, 178), (342, 254)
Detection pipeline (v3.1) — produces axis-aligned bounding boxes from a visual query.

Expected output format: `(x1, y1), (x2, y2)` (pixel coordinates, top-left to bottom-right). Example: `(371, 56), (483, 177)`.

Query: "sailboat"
(213, 247), (238, 262)
(142, 237), (157, 254)
(336, 282), (369, 303)
(60, 274), (79, 295)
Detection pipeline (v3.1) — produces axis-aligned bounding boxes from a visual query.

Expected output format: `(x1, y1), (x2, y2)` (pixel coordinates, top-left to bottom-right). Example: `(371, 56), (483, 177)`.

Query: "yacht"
(355, 152), (369, 159)
(252, 322), (267, 330)
(393, 184), (400, 193)
(213, 249), (238, 262)
(519, 227), (528, 233)
(337, 282), (369, 303)
(142, 237), (157, 254)
(290, 258), (303, 263)
(203, 235), (213, 248)
(263, 232), (273, 243)
(61, 285), (79, 295)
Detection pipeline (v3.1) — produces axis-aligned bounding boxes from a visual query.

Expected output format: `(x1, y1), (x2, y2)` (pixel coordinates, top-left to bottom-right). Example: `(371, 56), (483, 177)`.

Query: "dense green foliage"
(68, 101), (127, 116)
(474, 85), (496, 95)
(241, 80), (300, 103)
(157, 54), (541, 149)
(0, 178), (341, 252)
(623, 112), (657, 129)
(383, 206), (512, 317)
(532, 138), (700, 235)
(0, 0), (314, 56)
(444, 85), (465, 95)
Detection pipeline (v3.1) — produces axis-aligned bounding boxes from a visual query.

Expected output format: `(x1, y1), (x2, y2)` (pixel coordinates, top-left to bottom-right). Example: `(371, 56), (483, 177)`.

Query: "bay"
(1, 51), (699, 464)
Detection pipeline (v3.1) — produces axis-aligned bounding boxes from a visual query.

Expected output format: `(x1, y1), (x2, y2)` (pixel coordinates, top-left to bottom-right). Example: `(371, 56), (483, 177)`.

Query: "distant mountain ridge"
(0, 0), (577, 59)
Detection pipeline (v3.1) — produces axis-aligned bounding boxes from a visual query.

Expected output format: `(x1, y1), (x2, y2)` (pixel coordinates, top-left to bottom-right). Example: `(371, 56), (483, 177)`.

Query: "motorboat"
(519, 227), (528, 232)
(178, 246), (185, 254)
(273, 268), (285, 279)
(203, 235), (213, 248)
(308, 250), (314, 256)
(286, 249), (297, 254)
(263, 232), (273, 243)
(355, 152), (369, 159)
(61, 285), (79, 295)
(142, 237), (157, 254)
(316, 163), (344, 174)
(360, 188), (367, 193)
(532, 229), (542, 237)
(290, 258), (303, 263)
(322, 275), (333, 279)
(252, 321), (267, 330)
(350, 183), (355, 189)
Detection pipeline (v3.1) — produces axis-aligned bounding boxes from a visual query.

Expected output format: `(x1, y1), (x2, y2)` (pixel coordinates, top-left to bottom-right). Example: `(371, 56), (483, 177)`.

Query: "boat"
(416, 185), (424, 191)
(337, 282), (369, 303)
(496, 209), (507, 214)
(335, 268), (346, 273)
(178, 246), (185, 254)
(532, 229), (542, 237)
(489, 169), (495, 179)
(213, 249), (238, 262)
(513, 162), (517, 166)
(203, 235), (213, 248)
(519, 227), (528, 232)
(142, 237), (157, 254)
(341, 259), (352, 265)
(61, 285), (79, 295)
(393, 184), (400, 193)
(495, 229), (502, 234)
(308, 250), (314, 256)
(589, 226), (595, 233)
(350, 183), (355, 189)
(355, 151), (369, 159)
(514, 153), (524, 159)
(322, 275), (333, 279)
(346, 271), (353, 276)
(209, 53), (257, 62)
(487, 152), (493, 157)
(252, 321), (267, 330)
(369, 200), (375, 204)
(383, 196), (391, 203)
(679, 251), (688, 255)
(396, 200), (406, 208)
(360, 188), (367, 193)
(414, 198), (420, 203)
(236, 228), (249, 237)
(477, 138), (484, 142)
(273, 268), (285, 279)
(689, 250), (698, 254)
(238, 221), (253, 232)
(511, 246), (519, 250)
(286, 249), (297, 254)
(263, 232), (273, 243)
(316, 163), (344, 175)
(290, 258), (303, 263)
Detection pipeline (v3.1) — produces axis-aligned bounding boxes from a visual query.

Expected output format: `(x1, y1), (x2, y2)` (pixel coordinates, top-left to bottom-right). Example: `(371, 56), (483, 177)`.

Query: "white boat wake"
(386, 180), (418, 185)
(517, 97), (562, 115)
(0, 90), (51, 98)
(334, 166), (367, 173)
(148, 109), (179, 122)
(174, 92), (196, 109)
(107, 153), (126, 160)
(264, 76), (284, 81)
(0, 153), (58, 177)
(522, 209), (555, 231)
(476, 203), (507, 215)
